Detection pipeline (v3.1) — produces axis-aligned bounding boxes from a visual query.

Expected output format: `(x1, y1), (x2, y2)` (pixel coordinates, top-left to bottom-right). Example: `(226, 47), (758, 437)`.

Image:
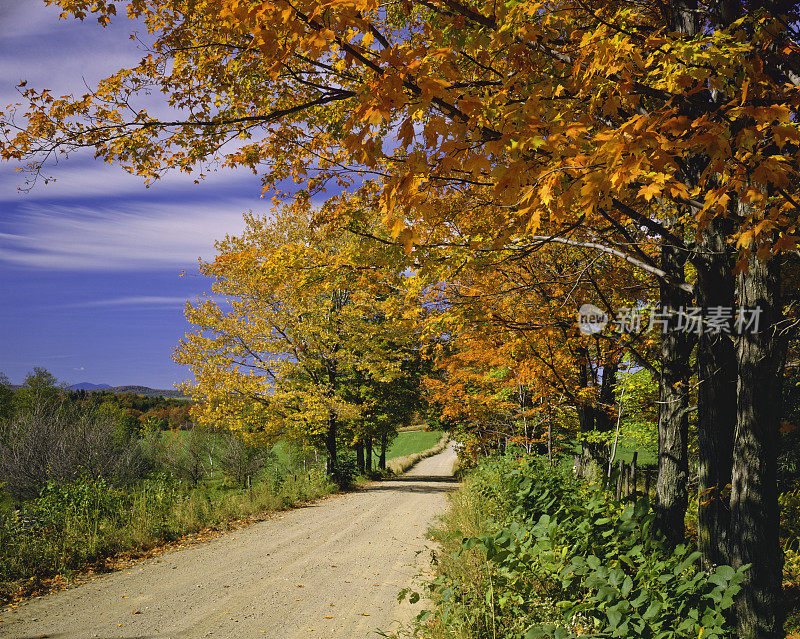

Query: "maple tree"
(4, 0), (800, 634)
(173, 204), (417, 479)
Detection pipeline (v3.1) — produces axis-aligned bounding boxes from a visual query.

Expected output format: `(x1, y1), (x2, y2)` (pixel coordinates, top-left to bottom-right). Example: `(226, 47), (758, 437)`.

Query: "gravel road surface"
(2, 443), (458, 639)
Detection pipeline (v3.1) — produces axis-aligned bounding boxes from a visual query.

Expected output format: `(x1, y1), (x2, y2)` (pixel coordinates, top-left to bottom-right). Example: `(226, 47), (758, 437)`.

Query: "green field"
(385, 430), (443, 460)
(611, 441), (657, 466)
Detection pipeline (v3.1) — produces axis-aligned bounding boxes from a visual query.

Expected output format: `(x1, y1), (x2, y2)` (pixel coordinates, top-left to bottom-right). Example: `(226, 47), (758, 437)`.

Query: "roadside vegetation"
(403, 354), (800, 637)
(407, 452), (747, 639)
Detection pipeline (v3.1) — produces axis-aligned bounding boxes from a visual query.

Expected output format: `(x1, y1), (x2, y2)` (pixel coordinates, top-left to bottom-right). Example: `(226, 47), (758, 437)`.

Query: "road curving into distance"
(2, 443), (459, 639)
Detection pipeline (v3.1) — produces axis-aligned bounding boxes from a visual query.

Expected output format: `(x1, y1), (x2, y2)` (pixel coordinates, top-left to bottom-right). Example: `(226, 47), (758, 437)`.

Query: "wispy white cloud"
(0, 2), (145, 105)
(0, 199), (255, 270)
(0, 157), (258, 201)
(1, 1), (70, 39)
(64, 296), (190, 309)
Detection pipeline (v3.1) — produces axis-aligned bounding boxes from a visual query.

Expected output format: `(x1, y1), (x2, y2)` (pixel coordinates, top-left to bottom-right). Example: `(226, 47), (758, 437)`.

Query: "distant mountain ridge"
(68, 383), (188, 399)
(69, 382), (112, 390)
(106, 385), (187, 399)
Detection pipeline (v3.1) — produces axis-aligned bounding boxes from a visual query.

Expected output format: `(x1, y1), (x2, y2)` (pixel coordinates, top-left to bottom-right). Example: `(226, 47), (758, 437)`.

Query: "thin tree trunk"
(574, 348), (618, 479)
(326, 410), (338, 478)
(730, 255), (785, 638)
(365, 432), (373, 473)
(574, 350), (596, 478)
(356, 440), (365, 475)
(607, 368), (627, 478)
(655, 232), (695, 547)
(379, 432), (387, 470)
(325, 359), (340, 479)
(696, 217), (737, 567)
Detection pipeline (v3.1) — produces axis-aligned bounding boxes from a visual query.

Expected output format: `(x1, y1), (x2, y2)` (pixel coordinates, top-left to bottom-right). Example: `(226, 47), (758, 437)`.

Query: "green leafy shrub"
(416, 455), (745, 639)
(779, 484), (800, 551)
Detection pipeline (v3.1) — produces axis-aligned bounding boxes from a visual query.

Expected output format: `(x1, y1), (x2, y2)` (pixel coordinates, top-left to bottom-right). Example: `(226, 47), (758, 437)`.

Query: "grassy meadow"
(385, 430), (444, 460)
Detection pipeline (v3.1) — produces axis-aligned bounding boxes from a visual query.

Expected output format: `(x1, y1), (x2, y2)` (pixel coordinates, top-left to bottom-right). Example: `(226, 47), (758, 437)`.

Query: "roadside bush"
(779, 483), (800, 551)
(415, 454), (745, 639)
(314, 450), (359, 487)
(157, 425), (218, 486)
(0, 404), (149, 499)
(221, 434), (272, 486)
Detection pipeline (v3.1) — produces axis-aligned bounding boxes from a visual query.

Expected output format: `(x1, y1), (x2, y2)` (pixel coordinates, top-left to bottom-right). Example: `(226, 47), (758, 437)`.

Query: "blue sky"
(0, 2), (269, 388)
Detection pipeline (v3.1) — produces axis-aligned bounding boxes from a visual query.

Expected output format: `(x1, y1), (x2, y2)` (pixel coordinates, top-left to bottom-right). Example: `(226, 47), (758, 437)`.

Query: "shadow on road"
(395, 475), (459, 483)
(358, 475), (460, 494)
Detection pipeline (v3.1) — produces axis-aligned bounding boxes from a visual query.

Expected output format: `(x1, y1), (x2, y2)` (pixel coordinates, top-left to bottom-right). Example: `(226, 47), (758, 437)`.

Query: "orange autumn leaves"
(3, 0), (797, 261)
(2, 0), (800, 444)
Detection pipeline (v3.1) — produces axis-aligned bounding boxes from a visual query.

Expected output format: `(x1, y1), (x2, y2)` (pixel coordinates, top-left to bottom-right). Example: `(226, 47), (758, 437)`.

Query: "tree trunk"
(356, 440), (365, 475)
(574, 348), (618, 480)
(325, 359), (339, 478)
(379, 432), (387, 470)
(365, 432), (373, 473)
(655, 233), (695, 546)
(574, 349), (596, 478)
(695, 217), (737, 568)
(326, 410), (338, 478)
(730, 255), (785, 638)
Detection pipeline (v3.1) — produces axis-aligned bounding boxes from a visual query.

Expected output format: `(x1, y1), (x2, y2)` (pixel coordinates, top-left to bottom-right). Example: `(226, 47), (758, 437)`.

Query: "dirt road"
(2, 444), (458, 639)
